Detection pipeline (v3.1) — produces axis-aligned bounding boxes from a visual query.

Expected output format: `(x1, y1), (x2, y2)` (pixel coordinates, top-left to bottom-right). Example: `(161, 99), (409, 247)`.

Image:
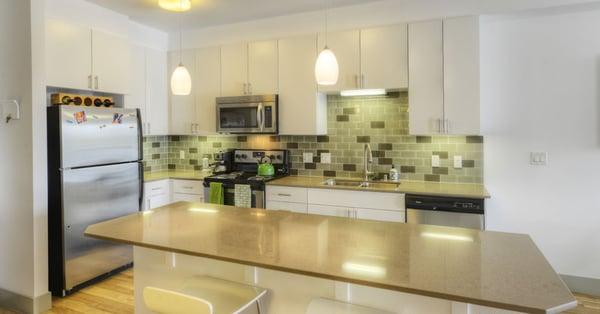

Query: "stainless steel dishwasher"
(405, 195), (485, 230)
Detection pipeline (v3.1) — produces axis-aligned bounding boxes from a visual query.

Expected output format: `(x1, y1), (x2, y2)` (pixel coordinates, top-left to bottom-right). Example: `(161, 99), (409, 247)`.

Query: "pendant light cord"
(324, 0), (329, 47)
(179, 0), (183, 64)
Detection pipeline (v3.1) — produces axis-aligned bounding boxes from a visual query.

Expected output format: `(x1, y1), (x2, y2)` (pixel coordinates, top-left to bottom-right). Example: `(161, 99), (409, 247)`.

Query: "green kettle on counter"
(257, 157), (275, 176)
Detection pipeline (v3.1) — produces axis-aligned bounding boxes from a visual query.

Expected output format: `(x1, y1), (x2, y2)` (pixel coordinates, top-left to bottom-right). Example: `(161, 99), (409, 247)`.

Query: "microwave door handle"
(257, 103), (263, 131)
(260, 103), (266, 131)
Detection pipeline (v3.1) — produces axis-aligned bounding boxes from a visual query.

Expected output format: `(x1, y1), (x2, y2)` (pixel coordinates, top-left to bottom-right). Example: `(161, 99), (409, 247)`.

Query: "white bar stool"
(143, 276), (268, 314)
(307, 298), (394, 314)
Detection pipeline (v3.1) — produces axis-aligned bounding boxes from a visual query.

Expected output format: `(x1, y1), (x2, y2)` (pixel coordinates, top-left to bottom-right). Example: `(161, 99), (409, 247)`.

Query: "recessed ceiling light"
(158, 0), (191, 12)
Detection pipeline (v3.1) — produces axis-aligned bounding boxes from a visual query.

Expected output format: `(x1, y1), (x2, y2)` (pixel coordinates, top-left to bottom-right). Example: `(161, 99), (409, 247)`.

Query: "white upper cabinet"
(46, 19), (92, 91)
(248, 40), (278, 95)
(125, 46), (168, 136)
(408, 20), (444, 135)
(145, 48), (169, 135)
(360, 24), (408, 90)
(169, 50), (196, 135)
(443, 16), (480, 135)
(220, 43), (248, 96)
(125, 45), (147, 129)
(408, 17), (481, 135)
(278, 34), (327, 135)
(317, 30), (361, 92)
(92, 29), (131, 94)
(195, 46), (221, 134)
(45, 19), (131, 95)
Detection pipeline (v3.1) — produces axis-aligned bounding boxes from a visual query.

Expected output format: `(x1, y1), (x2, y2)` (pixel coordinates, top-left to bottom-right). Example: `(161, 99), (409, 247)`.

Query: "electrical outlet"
(180, 150), (185, 159)
(303, 152), (314, 163)
(432, 155), (441, 168)
(321, 153), (331, 164)
(454, 155), (463, 169)
(530, 152), (548, 165)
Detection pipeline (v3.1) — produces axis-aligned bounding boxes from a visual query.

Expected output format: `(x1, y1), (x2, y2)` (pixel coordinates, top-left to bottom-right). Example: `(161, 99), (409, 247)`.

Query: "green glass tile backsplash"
(143, 92), (483, 183)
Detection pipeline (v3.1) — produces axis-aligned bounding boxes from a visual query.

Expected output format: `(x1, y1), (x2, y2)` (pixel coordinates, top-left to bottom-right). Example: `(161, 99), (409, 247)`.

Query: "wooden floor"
(0, 269), (590, 313)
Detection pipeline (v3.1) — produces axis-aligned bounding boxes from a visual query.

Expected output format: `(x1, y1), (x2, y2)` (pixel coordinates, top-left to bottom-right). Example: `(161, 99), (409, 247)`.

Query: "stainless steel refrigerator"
(47, 106), (143, 296)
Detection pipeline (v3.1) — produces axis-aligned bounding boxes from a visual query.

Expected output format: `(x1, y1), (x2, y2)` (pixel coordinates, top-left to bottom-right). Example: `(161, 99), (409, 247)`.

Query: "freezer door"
(62, 162), (141, 290)
(60, 106), (141, 168)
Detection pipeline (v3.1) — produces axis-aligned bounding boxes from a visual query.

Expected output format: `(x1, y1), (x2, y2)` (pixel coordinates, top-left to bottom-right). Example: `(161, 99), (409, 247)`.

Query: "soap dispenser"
(389, 165), (399, 181)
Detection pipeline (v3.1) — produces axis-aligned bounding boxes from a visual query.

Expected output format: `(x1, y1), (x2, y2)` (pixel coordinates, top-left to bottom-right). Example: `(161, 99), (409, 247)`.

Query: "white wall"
(0, 0), (35, 299)
(481, 5), (600, 280)
(171, 0), (598, 50)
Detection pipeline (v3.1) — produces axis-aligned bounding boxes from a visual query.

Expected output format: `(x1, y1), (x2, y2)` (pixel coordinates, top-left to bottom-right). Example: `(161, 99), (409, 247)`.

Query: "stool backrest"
(143, 286), (213, 314)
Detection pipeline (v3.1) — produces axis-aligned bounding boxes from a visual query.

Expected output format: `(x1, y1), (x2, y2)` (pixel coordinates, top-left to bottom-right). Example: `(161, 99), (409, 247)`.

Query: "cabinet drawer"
(172, 193), (203, 203)
(307, 204), (351, 218)
(266, 186), (307, 203)
(356, 208), (405, 223)
(308, 188), (405, 211)
(172, 179), (204, 195)
(145, 179), (170, 197)
(266, 201), (308, 214)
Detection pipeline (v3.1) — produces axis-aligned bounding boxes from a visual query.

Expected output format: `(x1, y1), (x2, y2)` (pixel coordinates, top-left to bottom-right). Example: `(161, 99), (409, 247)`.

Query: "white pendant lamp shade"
(315, 47), (339, 86)
(158, 0), (191, 12)
(171, 63), (192, 96)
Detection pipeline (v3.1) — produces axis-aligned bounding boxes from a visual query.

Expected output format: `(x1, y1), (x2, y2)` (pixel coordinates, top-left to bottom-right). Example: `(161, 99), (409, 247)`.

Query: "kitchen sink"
(321, 179), (401, 189)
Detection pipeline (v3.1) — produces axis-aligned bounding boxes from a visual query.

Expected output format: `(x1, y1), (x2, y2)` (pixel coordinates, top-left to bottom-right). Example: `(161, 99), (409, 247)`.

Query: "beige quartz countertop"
(267, 176), (491, 199)
(86, 202), (574, 314)
(144, 170), (213, 182)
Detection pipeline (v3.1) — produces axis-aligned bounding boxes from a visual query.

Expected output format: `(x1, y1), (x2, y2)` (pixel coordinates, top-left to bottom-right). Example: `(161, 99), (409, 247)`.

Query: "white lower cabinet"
(171, 179), (204, 203)
(266, 200), (307, 214)
(266, 185), (406, 223)
(144, 179), (171, 210)
(144, 179), (205, 210)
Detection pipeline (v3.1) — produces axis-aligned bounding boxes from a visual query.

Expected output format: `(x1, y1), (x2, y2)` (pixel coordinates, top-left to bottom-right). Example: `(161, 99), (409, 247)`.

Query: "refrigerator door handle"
(136, 109), (143, 161)
(139, 162), (144, 212)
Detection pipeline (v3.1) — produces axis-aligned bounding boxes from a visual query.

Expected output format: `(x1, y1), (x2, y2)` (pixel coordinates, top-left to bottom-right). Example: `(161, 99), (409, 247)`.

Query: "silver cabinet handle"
(88, 75), (92, 89)
(94, 76), (99, 90)
(183, 186), (193, 189)
(248, 83), (252, 95)
(243, 83), (248, 95)
(444, 119), (450, 134)
(190, 123), (194, 134)
(151, 187), (162, 191)
(361, 74), (365, 89)
(277, 193), (291, 197)
(354, 75), (359, 88)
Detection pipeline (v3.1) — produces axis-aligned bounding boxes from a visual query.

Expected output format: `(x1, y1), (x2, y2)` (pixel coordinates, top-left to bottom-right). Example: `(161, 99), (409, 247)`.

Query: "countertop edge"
(266, 177), (491, 199)
(84, 229), (571, 314)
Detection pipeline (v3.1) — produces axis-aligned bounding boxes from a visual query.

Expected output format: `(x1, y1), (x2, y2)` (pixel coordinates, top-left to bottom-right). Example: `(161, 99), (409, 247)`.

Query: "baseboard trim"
(561, 274), (600, 296)
(0, 289), (52, 314)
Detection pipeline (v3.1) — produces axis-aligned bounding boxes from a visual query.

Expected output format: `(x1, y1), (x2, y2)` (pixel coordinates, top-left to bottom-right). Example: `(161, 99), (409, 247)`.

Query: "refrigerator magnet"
(73, 111), (87, 124)
(112, 113), (124, 124)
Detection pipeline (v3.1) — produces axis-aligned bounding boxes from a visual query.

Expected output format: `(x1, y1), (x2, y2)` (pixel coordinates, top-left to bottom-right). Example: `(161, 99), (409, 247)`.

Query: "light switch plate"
(321, 153), (332, 164)
(180, 150), (185, 159)
(530, 152), (548, 165)
(454, 155), (463, 169)
(432, 155), (441, 168)
(303, 152), (314, 163)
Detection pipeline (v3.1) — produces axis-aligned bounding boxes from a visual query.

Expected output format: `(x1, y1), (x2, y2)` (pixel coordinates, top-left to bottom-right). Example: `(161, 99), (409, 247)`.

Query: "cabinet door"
(443, 16), (480, 135)
(172, 193), (203, 203)
(317, 30), (360, 92)
(221, 43), (248, 96)
(46, 19), (92, 90)
(361, 24), (408, 90)
(146, 48), (169, 135)
(91, 29), (131, 94)
(146, 194), (171, 210)
(169, 50), (196, 134)
(308, 204), (350, 218)
(125, 45), (147, 132)
(278, 35), (327, 135)
(408, 20), (444, 135)
(248, 40), (278, 94)
(195, 46), (221, 134)
(356, 208), (405, 223)
(266, 201), (307, 214)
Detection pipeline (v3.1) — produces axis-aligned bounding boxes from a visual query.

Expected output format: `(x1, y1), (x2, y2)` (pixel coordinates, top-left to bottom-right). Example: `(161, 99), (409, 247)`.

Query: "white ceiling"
(84, 0), (380, 31)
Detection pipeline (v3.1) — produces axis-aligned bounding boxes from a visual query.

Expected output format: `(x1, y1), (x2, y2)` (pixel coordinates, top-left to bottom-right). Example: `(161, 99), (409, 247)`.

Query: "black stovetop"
(203, 171), (287, 188)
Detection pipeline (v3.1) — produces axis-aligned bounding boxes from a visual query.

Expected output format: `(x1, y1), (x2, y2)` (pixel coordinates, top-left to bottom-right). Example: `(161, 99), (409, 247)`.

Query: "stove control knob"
(269, 155), (275, 160)
(241, 154), (247, 159)
(276, 155), (282, 160)
(235, 154), (241, 159)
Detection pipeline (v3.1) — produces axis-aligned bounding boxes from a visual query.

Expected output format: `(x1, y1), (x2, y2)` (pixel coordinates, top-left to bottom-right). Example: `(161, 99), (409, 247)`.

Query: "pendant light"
(170, 0), (192, 95)
(158, 0), (191, 12)
(315, 1), (339, 86)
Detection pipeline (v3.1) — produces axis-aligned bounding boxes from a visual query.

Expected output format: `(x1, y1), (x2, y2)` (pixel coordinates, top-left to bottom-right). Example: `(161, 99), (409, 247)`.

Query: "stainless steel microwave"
(216, 95), (278, 134)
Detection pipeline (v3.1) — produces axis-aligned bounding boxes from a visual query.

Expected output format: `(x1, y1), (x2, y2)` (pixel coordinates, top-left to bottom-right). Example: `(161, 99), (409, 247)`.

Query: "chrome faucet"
(363, 144), (374, 184)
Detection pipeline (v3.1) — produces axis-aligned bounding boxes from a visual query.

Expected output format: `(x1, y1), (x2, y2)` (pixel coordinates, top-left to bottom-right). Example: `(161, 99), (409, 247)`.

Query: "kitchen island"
(85, 202), (575, 314)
